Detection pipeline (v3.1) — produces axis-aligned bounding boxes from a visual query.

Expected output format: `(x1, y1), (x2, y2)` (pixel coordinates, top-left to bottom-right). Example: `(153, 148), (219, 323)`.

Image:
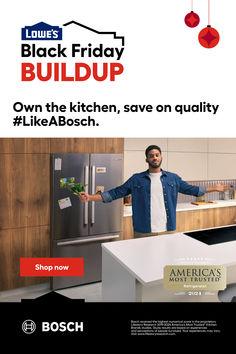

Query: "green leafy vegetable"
(62, 182), (87, 195)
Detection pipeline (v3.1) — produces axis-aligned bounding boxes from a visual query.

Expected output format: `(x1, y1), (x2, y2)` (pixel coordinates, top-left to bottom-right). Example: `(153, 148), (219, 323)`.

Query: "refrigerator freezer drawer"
(51, 234), (120, 290)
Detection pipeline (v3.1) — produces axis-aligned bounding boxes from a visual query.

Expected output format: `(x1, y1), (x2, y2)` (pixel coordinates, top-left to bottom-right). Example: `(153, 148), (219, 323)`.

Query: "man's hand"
(214, 182), (230, 192)
(78, 192), (103, 202)
(78, 192), (90, 202)
(206, 182), (230, 193)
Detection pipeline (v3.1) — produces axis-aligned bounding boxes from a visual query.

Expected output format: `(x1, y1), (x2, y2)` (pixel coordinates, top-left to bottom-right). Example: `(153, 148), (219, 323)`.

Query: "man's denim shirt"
(101, 169), (206, 233)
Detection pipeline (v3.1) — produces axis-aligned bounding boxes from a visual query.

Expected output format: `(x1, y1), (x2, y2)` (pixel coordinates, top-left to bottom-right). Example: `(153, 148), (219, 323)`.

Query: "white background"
(1, 0), (235, 137)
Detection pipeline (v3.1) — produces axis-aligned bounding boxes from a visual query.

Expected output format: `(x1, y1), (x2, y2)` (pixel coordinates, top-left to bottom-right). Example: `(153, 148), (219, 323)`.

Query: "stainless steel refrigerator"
(50, 153), (123, 290)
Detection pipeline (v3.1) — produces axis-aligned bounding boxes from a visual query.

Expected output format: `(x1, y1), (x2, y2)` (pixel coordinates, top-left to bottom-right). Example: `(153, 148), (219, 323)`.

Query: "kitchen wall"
(124, 138), (236, 181)
(0, 138), (124, 291)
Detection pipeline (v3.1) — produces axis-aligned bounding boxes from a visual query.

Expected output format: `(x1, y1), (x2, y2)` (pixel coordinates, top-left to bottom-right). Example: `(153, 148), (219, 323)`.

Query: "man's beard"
(148, 160), (162, 169)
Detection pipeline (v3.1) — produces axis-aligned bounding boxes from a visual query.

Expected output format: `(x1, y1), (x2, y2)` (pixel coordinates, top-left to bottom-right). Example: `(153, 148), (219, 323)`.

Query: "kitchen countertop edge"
(124, 200), (236, 217)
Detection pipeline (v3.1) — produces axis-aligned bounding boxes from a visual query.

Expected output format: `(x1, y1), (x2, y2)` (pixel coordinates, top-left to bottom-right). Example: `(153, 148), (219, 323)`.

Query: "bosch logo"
(22, 320), (36, 334)
(42, 321), (83, 332)
(21, 320), (83, 334)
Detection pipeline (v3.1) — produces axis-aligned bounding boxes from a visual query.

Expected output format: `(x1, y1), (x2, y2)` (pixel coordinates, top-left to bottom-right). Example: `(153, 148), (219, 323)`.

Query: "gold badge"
(164, 265), (226, 291)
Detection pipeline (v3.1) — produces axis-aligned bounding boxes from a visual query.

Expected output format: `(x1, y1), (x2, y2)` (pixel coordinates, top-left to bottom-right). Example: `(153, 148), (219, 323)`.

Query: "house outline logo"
(63, 20), (125, 46)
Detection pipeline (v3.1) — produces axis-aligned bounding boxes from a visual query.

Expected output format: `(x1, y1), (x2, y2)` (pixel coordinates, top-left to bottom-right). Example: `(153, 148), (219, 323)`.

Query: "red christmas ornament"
(198, 25), (220, 48)
(185, 11), (200, 28)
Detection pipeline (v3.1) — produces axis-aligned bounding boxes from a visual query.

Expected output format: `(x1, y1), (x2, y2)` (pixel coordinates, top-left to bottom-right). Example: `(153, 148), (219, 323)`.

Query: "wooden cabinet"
(122, 216), (134, 240)
(0, 226), (50, 290)
(122, 206), (236, 239)
(176, 207), (236, 232)
(0, 154), (50, 230)
(50, 138), (124, 154)
(0, 138), (50, 153)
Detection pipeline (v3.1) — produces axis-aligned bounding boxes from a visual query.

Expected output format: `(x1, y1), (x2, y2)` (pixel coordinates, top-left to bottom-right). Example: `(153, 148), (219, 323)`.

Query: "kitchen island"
(102, 225), (236, 302)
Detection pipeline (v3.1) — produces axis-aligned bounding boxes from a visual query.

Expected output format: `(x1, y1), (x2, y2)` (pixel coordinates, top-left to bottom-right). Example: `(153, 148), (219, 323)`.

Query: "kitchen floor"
(0, 282), (102, 302)
(1, 282), (236, 302)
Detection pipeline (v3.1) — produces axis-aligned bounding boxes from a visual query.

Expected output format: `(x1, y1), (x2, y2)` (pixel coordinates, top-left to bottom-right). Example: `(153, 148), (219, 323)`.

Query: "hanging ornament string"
(208, 0), (210, 25)
(198, 0), (220, 48)
(185, 0), (200, 28)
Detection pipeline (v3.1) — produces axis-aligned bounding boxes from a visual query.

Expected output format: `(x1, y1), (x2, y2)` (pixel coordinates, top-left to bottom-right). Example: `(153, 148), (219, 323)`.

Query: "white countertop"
(123, 199), (236, 216)
(102, 227), (236, 286)
(177, 199), (236, 212)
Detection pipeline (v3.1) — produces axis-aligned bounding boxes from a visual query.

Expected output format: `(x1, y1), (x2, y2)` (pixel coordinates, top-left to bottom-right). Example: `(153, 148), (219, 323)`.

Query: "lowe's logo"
(22, 22), (62, 40)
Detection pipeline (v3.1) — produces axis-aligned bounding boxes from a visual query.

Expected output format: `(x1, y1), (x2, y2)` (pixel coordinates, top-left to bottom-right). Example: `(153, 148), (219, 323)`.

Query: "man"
(78, 145), (229, 238)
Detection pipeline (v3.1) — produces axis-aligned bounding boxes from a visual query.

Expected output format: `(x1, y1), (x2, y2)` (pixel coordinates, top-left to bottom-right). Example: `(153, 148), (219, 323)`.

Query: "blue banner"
(22, 22), (62, 40)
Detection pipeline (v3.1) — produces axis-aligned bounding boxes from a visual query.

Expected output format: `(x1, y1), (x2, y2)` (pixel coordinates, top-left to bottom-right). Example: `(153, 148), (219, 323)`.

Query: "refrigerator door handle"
(91, 165), (96, 224)
(84, 165), (89, 225)
(57, 234), (119, 246)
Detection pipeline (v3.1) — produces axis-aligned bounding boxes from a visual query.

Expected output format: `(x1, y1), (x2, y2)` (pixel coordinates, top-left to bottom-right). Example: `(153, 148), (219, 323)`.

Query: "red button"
(20, 258), (84, 277)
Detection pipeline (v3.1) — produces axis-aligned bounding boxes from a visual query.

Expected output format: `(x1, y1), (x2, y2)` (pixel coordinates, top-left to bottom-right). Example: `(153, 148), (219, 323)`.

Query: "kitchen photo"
(1, 137), (236, 303)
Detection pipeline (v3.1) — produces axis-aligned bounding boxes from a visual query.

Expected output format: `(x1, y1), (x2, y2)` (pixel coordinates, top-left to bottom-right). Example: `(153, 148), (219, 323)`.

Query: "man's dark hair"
(145, 145), (162, 157)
